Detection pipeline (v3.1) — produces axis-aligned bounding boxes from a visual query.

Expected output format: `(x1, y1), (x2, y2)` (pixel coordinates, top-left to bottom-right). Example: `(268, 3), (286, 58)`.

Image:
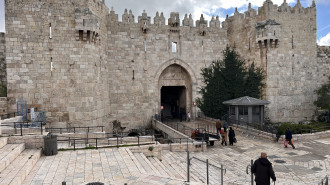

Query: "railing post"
(68, 137), (71, 147)
(325, 175), (328, 185)
(60, 128), (62, 134)
(186, 138), (189, 152)
(41, 121), (43, 135)
(88, 127), (90, 133)
(202, 138), (204, 152)
(251, 160), (254, 185)
(138, 135), (140, 146)
(96, 138), (98, 149)
(187, 151), (190, 183)
(74, 139), (76, 151)
(20, 123), (23, 136)
(206, 159), (209, 185)
(102, 126), (104, 132)
(221, 164), (224, 185)
(74, 127), (75, 133)
(117, 134), (119, 148)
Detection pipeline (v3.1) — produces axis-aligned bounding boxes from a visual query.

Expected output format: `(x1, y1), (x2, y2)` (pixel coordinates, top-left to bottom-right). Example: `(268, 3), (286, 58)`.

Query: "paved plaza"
(19, 124), (330, 185)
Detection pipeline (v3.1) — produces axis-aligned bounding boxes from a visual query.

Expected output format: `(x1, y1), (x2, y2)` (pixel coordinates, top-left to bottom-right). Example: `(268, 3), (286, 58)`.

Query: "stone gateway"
(0, 0), (329, 131)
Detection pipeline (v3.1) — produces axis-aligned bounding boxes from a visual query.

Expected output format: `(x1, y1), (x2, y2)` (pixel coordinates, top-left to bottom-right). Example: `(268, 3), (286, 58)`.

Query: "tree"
(314, 76), (330, 109)
(196, 46), (265, 118)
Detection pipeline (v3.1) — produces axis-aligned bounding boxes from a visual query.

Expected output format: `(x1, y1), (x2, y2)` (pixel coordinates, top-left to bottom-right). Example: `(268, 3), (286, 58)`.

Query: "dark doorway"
(161, 86), (186, 120)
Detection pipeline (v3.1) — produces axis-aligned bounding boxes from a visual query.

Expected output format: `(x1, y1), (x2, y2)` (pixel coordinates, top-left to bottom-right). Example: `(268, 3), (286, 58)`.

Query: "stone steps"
(0, 143), (25, 173)
(161, 150), (204, 183)
(0, 137), (7, 149)
(133, 152), (161, 175)
(117, 148), (140, 176)
(124, 148), (147, 174)
(148, 155), (178, 178)
(169, 151), (205, 183)
(0, 149), (41, 185)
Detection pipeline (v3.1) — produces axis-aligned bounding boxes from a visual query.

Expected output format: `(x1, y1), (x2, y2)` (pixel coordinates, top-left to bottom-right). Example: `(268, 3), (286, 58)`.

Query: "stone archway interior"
(158, 64), (192, 120)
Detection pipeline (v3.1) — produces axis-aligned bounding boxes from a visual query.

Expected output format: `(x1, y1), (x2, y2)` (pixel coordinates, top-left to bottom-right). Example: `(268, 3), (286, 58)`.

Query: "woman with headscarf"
(228, 127), (236, 145)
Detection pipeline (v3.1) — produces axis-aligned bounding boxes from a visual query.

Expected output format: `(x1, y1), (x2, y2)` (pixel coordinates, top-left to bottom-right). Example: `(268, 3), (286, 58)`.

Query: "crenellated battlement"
(107, 9), (223, 31)
(224, 0), (316, 26)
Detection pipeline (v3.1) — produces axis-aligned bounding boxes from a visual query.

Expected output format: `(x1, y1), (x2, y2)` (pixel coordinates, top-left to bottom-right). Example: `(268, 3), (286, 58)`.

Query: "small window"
(49, 23), (52, 39)
(239, 106), (248, 115)
(172, 42), (177, 53)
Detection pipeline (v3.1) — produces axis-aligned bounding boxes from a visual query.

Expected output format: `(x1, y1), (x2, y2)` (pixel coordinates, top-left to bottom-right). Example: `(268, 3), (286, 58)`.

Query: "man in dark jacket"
(251, 152), (276, 185)
(285, 128), (295, 149)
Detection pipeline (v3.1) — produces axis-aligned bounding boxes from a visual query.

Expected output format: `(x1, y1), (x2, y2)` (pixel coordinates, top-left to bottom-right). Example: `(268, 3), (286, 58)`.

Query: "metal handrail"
(0, 112), (17, 120)
(187, 152), (226, 185)
(46, 126), (104, 133)
(1, 121), (45, 136)
(319, 175), (329, 185)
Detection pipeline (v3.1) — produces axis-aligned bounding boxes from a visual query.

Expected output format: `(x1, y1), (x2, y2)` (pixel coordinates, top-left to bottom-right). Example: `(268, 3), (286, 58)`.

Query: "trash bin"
(44, 134), (58, 156)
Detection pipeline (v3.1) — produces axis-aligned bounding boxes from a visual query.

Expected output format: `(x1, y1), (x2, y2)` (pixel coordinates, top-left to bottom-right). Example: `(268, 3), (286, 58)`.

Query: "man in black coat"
(251, 152), (276, 185)
(285, 128), (295, 149)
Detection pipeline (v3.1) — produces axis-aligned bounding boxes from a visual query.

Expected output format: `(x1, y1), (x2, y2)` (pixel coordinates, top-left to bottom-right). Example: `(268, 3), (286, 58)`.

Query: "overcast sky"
(0, 0), (330, 45)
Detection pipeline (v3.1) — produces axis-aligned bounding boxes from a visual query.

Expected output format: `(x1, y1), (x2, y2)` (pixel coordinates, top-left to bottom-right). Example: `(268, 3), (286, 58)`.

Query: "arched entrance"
(158, 64), (192, 120)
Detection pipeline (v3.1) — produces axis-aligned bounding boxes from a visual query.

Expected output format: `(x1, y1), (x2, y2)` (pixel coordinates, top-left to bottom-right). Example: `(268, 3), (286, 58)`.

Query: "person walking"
(251, 152), (276, 185)
(285, 128), (295, 149)
(221, 127), (227, 146)
(228, 127), (235, 145)
(222, 120), (228, 132)
(216, 121), (222, 136)
(187, 112), (191, 122)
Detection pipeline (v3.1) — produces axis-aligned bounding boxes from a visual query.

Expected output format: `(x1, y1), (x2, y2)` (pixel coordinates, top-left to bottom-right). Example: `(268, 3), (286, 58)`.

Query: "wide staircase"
(20, 143), (256, 185)
(0, 137), (41, 185)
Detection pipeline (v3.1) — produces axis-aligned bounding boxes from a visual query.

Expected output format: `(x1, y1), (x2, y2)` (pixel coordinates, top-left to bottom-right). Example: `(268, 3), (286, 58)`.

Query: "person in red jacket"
(251, 152), (276, 185)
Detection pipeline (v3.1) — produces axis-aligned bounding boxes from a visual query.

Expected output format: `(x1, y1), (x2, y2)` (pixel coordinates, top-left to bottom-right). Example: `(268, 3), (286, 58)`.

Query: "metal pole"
(326, 175), (328, 185)
(186, 138), (189, 152)
(20, 123), (23, 136)
(117, 135), (119, 148)
(206, 159), (209, 185)
(62, 181), (66, 185)
(96, 138), (98, 149)
(251, 160), (254, 185)
(202, 138), (204, 152)
(74, 139), (76, 151)
(41, 122), (43, 135)
(187, 151), (190, 183)
(138, 135), (140, 146)
(221, 164), (224, 185)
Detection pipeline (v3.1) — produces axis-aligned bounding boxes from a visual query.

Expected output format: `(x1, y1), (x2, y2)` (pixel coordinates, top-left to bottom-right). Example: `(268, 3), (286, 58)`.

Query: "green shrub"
(278, 123), (315, 135)
(148, 146), (154, 151)
(0, 84), (6, 97)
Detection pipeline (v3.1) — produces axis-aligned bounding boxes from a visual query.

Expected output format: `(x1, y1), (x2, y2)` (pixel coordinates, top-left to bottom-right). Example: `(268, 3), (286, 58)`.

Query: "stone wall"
(7, 135), (44, 149)
(0, 97), (7, 115)
(107, 9), (228, 129)
(4, 0), (111, 130)
(3, 0), (330, 129)
(0, 33), (5, 86)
